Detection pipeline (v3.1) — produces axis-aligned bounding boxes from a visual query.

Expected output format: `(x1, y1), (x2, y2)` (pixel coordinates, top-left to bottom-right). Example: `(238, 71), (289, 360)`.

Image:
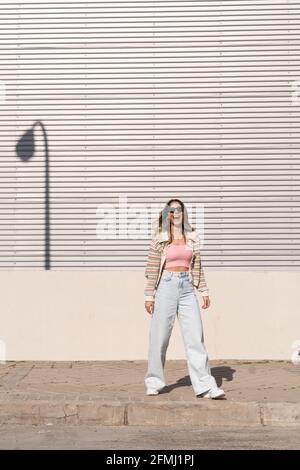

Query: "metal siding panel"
(0, 0), (299, 268)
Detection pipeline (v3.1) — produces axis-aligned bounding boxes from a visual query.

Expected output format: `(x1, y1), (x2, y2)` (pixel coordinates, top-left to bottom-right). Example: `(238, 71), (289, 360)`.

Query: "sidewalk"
(0, 360), (299, 427)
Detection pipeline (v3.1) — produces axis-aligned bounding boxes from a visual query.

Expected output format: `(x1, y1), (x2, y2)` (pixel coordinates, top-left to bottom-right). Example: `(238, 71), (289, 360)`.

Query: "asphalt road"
(0, 424), (299, 450)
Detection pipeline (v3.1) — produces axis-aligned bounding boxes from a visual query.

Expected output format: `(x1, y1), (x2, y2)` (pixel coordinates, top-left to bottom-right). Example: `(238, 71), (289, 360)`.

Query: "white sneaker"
(146, 388), (159, 396)
(199, 388), (226, 399)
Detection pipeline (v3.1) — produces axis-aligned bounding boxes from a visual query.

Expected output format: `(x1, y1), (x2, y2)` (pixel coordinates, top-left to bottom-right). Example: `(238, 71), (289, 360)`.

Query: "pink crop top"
(164, 244), (193, 269)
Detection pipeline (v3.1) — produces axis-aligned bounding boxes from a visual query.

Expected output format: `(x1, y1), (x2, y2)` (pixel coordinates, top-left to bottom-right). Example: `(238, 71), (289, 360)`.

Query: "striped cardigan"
(144, 230), (209, 302)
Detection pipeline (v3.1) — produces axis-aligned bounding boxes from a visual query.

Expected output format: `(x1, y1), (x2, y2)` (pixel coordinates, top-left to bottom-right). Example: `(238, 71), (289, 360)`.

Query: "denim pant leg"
(144, 272), (178, 391)
(177, 276), (218, 396)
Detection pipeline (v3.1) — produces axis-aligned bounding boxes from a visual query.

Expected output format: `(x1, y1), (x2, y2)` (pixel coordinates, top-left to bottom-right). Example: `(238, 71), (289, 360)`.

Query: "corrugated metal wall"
(0, 0), (299, 269)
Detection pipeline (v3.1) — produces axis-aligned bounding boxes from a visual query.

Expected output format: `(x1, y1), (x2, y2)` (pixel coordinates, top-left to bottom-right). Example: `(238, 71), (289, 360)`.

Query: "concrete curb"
(0, 400), (300, 427)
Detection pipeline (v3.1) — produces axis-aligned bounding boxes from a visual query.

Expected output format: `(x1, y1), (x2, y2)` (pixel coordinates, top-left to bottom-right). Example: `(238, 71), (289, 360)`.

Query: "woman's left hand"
(202, 296), (210, 309)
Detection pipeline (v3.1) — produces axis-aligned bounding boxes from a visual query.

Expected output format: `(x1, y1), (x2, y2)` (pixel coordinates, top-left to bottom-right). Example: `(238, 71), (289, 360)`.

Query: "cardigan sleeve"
(144, 238), (161, 302)
(190, 239), (210, 297)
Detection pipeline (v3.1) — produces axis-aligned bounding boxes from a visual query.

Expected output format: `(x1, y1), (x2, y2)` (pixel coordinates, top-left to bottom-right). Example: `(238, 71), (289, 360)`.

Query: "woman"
(144, 198), (226, 399)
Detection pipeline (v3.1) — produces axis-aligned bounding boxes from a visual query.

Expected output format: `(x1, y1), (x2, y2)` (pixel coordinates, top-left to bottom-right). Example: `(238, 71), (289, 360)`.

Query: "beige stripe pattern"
(144, 236), (209, 302)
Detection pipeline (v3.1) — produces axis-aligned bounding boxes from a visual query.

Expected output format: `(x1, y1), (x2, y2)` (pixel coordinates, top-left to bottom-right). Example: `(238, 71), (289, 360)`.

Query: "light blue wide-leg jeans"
(144, 270), (218, 396)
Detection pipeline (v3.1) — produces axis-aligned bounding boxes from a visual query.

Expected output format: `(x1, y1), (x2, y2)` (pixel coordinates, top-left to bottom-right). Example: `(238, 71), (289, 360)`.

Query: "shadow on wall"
(15, 121), (51, 270)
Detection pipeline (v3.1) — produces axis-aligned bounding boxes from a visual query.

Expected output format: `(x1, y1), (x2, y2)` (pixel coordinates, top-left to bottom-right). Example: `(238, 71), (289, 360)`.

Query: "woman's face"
(168, 201), (183, 228)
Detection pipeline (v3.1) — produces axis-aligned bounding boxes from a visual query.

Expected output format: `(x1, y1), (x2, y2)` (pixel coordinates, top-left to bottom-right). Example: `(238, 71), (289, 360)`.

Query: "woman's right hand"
(145, 301), (154, 315)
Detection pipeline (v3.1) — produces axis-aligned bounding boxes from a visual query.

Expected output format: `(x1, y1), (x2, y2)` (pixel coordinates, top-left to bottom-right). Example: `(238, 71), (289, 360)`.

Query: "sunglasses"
(167, 207), (182, 214)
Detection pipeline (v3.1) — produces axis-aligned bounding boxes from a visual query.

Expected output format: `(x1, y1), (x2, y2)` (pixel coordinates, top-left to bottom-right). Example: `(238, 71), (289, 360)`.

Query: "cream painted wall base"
(0, 270), (298, 361)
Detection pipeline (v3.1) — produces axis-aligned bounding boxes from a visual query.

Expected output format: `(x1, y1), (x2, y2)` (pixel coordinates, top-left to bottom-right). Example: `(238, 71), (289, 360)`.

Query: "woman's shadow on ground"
(160, 365), (236, 393)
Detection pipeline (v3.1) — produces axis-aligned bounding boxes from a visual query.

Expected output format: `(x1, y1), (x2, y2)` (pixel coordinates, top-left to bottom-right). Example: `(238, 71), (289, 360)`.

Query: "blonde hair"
(151, 198), (196, 244)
